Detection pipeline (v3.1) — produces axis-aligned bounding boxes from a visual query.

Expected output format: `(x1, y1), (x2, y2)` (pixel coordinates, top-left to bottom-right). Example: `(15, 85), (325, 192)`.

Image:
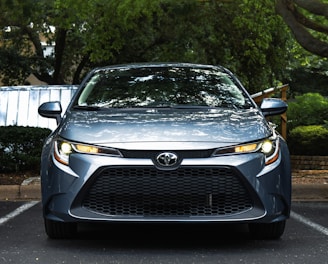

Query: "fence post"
(280, 85), (288, 140)
(251, 84), (289, 140)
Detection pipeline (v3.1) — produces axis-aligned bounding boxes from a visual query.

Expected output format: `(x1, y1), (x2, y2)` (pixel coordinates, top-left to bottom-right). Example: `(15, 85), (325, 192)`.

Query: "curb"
(0, 178), (327, 202)
(0, 185), (41, 201)
(0, 177), (41, 201)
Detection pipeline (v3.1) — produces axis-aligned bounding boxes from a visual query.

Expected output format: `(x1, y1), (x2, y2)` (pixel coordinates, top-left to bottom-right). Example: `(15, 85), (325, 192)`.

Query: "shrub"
(0, 126), (51, 173)
(287, 93), (328, 130)
(288, 125), (328, 155)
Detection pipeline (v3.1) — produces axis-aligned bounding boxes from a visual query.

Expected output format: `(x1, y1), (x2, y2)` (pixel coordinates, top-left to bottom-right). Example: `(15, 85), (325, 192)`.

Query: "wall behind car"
(0, 86), (78, 130)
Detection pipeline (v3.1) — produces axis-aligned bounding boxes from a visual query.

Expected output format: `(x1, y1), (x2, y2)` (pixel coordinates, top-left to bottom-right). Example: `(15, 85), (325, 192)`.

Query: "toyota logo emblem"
(156, 152), (178, 167)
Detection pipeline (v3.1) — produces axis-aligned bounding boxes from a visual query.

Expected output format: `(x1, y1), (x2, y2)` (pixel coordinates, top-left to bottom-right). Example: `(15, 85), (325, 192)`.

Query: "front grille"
(81, 167), (253, 217)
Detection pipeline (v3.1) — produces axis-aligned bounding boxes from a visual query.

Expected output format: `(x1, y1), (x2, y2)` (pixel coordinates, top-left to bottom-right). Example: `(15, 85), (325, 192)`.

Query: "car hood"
(58, 108), (272, 149)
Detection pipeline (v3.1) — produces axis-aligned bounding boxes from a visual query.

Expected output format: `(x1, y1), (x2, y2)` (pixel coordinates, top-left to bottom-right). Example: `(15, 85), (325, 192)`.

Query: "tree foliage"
(1, 0), (292, 92)
(287, 63), (328, 97)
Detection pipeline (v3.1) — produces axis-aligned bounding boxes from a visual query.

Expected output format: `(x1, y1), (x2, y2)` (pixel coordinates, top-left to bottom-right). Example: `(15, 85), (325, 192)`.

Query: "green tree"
(273, 1), (328, 98)
(108, 0), (294, 92)
(0, 0), (158, 84)
(287, 61), (328, 97)
(1, 0), (292, 92)
(223, 0), (293, 91)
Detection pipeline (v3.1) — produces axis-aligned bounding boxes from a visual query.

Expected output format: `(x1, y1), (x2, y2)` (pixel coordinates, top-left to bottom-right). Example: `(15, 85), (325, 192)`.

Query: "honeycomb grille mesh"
(82, 167), (253, 217)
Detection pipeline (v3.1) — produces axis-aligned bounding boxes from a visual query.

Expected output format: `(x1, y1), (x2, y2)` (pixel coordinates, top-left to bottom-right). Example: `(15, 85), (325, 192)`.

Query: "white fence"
(0, 85), (78, 130)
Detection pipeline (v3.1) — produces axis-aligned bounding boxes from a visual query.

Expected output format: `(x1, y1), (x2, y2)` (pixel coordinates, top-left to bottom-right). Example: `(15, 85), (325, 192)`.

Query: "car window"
(77, 66), (252, 109)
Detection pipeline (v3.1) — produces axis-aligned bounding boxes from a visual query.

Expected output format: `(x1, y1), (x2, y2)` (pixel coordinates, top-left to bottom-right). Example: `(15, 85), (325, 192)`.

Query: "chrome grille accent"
(82, 167), (253, 217)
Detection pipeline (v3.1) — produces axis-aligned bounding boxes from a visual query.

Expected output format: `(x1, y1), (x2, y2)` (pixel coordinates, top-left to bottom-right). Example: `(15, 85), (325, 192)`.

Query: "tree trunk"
(275, 0), (328, 58)
(73, 54), (90, 84)
(52, 28), (67, 84)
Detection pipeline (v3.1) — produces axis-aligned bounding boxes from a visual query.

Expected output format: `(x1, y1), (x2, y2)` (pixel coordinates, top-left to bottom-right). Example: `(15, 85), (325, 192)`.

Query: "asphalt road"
(0, 201), (327, 264)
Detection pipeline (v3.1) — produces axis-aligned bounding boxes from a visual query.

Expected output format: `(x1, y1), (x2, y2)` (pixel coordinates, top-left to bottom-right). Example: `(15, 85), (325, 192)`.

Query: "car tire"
(249, 220), (286, 240)
(44, 218), (77, 239)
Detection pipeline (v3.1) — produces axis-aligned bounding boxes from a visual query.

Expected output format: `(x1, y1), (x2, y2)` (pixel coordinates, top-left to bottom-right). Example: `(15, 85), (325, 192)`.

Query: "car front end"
(39, 63), (291, 239)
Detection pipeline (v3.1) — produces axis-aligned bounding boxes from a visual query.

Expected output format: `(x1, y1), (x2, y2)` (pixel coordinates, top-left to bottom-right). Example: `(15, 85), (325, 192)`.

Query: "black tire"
(249, 220), (286, 240)
(44, 218), (77, 239)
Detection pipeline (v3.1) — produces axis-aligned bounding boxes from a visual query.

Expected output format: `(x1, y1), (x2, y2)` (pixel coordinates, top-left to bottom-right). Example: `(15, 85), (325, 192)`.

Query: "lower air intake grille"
(82, 167), (253, 217)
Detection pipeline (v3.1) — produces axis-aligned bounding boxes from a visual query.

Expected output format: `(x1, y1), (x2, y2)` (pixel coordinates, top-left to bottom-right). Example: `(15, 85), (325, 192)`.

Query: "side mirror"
(260, 98), (287, 117)
(38, 101), (62, 125)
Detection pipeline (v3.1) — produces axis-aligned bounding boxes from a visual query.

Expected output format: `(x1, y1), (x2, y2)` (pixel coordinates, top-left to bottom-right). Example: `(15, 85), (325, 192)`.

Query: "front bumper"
(41, 146), (291, 224)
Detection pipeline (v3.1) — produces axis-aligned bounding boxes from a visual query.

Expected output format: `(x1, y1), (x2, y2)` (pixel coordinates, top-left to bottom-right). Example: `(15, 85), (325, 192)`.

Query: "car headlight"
(262, 138), (279, 165)
(54, 139), (122, 165)
(213, 135), (279, 165)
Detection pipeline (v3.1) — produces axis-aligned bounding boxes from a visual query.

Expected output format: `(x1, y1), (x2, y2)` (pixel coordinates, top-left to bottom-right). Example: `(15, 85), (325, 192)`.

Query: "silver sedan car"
(39, 63), (291, 239)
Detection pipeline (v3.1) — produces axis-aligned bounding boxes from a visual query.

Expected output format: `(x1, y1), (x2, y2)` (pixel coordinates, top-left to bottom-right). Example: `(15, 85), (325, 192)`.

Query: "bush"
(288, 125), (328, 155)
(287, 93), (328, 130)
(0, 126), (51, 173)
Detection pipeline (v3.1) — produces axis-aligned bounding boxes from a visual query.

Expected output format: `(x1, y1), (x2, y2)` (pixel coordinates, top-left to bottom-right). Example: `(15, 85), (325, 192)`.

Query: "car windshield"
(76, 66), (252, 109)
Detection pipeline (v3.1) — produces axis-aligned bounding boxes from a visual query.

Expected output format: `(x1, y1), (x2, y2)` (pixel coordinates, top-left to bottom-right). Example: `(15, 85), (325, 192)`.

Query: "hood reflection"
(59, 108), (271, 146)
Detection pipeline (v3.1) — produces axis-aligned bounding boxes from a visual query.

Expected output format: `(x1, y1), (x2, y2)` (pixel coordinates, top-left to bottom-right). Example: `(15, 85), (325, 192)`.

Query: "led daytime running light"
(74, 144), (99, 153)
(235, 143), (258, 153)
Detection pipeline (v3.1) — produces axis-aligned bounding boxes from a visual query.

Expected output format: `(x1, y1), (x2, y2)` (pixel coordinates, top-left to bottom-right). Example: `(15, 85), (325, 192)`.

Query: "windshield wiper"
(144, 102), (210, 109)
(73, 105), (101, 111)
(169, 105), (211, 109)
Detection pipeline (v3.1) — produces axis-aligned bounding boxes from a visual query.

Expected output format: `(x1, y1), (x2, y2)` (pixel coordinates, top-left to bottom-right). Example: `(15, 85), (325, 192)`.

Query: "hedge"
(288, 125), (328, 156)
(287, 93), (328, 130)
(0, 126), (51, 173)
